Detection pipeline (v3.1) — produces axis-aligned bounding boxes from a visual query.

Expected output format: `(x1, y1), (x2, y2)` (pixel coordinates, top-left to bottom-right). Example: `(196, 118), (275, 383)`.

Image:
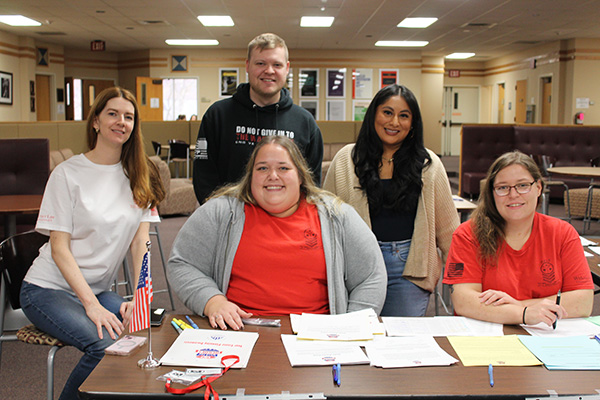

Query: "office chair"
(531, 154), (571, 221)
(0, 230), (66, 400)
(167, 139), (190, 179)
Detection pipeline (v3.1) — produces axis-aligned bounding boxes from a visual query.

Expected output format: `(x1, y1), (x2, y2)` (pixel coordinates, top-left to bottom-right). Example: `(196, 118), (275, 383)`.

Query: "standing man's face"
(245, 46), (290, 107)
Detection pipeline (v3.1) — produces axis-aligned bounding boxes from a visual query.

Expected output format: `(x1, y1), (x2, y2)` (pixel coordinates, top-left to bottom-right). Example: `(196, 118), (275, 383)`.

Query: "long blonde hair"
(86, 87), (165, 208)
(472, 150), (544, 266)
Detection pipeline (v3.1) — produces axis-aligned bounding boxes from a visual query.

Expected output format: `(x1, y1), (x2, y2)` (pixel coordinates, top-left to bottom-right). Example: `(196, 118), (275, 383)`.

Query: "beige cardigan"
(323, 144), (459, 292)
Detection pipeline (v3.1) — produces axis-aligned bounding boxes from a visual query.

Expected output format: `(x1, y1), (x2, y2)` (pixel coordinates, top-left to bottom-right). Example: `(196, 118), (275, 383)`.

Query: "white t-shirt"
(25, 154), (160, 295)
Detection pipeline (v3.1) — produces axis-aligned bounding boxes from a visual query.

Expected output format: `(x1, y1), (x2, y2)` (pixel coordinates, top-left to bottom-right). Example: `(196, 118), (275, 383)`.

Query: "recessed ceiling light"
(301, 16), (334, 27)
(397, 17), (438, 28)
(165, 39), (219, 46)
(0, 15), (42, 26)
(375, 40), (428, 47)
(197, 15), (234, 26)
(446, 52), (475, 59)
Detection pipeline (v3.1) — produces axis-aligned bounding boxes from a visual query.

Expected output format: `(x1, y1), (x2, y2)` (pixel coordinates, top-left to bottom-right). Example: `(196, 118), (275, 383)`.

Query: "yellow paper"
(448, 335), (542, 366)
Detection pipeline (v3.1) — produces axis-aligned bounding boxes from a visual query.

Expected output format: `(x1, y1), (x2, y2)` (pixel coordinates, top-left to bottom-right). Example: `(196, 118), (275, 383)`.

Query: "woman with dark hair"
(20, 87), (165, 400)
(168, 135), (387, 330)
(323, 84), (458, 316)
(443, 151), (593, 326)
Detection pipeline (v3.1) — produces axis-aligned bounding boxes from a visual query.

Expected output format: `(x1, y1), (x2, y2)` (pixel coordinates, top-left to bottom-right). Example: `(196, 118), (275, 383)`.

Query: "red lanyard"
(165, 355), (240, 399)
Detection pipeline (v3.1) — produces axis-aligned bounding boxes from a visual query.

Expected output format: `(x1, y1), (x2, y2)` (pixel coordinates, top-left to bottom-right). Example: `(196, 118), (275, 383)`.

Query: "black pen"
(552, 290), (561, 330)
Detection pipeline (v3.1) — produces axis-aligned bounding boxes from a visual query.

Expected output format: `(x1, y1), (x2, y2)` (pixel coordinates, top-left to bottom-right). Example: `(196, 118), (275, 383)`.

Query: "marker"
(488, 364), (494, 387)
(171, 320), (183, 335)
(553, 290), (561, 330)
(186, 315), (200, 329)
(332, 363), (341, 387)
(173, 318), (193, 330)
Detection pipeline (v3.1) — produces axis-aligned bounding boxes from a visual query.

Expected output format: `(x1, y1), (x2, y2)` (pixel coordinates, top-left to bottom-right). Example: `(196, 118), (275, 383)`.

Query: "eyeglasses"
(493, 181), (537, 196)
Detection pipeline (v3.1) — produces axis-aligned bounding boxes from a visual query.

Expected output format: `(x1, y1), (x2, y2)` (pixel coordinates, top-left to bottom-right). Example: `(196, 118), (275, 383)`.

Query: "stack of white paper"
(522, 318), (600, 337)
(295, 309), (375, 341)
(280, 334), (370, 366)
(382, 316), (503, 337)
(159, 329), (259, 368)
(364, 336), (458, 368)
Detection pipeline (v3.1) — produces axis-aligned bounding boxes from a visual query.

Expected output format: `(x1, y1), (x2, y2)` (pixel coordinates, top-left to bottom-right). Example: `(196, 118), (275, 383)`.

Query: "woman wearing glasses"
(444, 151), (593, 326)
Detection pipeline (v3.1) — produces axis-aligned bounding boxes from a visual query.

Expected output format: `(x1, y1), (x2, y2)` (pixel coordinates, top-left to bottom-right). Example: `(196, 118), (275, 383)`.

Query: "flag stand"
(138, 240), (159, 369)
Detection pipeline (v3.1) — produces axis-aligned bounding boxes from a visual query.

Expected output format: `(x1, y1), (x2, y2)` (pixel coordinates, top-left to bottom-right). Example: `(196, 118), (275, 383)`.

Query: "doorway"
(442, 87), (479, 156)
(515, 79), (527, 123)
(497, 83), (505, 123)
(35, 74), (51, 121)
(541, 77), (552, 124)
(163, 78), (198, 121)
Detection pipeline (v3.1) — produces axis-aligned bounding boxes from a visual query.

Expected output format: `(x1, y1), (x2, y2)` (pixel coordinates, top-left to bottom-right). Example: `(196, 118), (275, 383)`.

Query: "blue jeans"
(20, 282), (125, 400)
(379, 240), (431, 317)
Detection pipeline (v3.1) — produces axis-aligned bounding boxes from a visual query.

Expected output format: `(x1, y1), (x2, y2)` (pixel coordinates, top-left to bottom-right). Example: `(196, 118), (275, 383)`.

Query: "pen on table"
(594, 334), (600, 344)
(170, 320), (183, 335)
(185, 315), (200, 329)
(488, 364), (494, 387)
(332, 363), (341, 387)
(553, 290), (561, 330)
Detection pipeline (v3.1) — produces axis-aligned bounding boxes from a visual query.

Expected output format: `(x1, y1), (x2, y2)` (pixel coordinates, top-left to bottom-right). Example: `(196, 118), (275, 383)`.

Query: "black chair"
(151, 141), (162, 157)
(531, 154), (570, 221)
(167, 139), (190, 179)
(0, 231), (66, 400)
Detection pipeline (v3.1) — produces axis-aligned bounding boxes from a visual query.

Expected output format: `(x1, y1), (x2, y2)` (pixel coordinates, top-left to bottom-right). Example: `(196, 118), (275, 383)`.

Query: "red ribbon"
(165, 355), (240, 399)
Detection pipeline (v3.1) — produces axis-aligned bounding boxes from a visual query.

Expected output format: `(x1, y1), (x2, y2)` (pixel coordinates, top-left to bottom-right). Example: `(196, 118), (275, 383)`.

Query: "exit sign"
(91, 40), (105, 51)
(448, 69), (460, 78)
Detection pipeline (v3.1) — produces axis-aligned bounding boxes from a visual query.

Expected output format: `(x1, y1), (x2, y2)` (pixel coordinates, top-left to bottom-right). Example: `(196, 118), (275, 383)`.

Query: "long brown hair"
(472, 150), (544, 266)
(86, 87), (165, 208)
(212, 136), (339, 210)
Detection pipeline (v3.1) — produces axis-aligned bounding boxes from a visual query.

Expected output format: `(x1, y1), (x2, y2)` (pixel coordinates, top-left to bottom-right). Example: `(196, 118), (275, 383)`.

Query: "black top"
(370, 179), (417, 242)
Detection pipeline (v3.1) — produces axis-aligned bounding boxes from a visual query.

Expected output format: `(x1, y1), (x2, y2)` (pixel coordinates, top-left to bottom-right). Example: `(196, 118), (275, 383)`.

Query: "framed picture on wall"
(352, 100), (370, 121)
(299, 69), (318, 97)
(326, 99), (345, 121)
(220, 68), (238, 97)
(0, 71), (13, 105)
(379, 69), (399, 88)
(171, 55), (188, 72)
(300, 100), (318, 120)
(352, 68), (373, 99)
(327, 68), (346, 98)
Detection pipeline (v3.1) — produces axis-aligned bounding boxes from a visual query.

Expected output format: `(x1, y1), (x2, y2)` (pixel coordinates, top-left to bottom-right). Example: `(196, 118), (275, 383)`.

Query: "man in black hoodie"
(193, 33), (324, 204)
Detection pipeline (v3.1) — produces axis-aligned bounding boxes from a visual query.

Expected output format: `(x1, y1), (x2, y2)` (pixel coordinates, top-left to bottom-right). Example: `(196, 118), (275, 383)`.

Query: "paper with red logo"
(296, 309), (373, 341)
(159, 329), (258, 368)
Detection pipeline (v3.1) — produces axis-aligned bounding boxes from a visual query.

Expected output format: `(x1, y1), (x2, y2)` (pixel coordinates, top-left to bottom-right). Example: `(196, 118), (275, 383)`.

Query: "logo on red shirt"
(447, 263), (464, 277)
(540, 261), (556, 285)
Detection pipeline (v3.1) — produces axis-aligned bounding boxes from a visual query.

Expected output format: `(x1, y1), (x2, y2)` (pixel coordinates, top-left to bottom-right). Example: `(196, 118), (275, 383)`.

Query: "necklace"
(382, 156), (394, 164)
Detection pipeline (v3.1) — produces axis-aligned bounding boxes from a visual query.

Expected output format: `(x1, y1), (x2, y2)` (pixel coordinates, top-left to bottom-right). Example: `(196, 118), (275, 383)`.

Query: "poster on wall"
(300, 100), (318, 120)
(300, 69), (318, 97)
(326, 99), (345, 121)
(352, 100), (371, 121)
(379, 69), (398, 88)
(352, 68), (373, 99)
(220, 68), (238, 97)
(171, 55), (188, 72)
(327, 68), (346, 98)
(0, 71), (13, 105)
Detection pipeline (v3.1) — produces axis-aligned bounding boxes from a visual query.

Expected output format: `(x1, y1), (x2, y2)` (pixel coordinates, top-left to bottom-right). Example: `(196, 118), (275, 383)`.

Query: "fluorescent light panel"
(397, 17), (438, 28)
(0, 15), (41, 26)
(446, 52), (475, 59)
(197, 15), (234, 26)
(301, 16), (334, 27)
(375, 40), (428, 47)
(165, 39), (219, 46)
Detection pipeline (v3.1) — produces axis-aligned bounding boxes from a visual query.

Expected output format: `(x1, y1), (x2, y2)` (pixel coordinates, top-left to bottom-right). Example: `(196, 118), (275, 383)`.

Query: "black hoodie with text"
(192, 83), (323, 203)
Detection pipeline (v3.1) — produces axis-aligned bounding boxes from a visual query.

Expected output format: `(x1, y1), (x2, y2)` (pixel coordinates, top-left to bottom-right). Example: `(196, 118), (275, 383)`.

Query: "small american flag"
(130, 251), (153, 333)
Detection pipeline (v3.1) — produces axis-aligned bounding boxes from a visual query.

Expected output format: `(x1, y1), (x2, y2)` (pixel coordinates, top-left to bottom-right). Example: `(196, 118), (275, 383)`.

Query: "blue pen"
(186, 315), (200, 329)
(488, 364), (494, 387)
(332, 363), (341, 387)
(171, 320), (183, 334)
(594, 334), (600, 344)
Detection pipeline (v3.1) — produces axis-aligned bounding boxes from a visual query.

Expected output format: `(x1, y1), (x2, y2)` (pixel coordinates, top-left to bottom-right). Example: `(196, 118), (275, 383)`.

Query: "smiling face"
(92, 97), (135, 149)
(246, 46), (290, 107)
(492, 164), (542, 225)
(374, 95), (413, 154)
(250, 143), (301, 218)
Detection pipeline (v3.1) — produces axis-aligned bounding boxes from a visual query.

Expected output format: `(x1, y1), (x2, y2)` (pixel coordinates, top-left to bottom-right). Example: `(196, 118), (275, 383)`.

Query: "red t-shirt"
(443, 213), (594, 300)
(226, 199), (329, 315)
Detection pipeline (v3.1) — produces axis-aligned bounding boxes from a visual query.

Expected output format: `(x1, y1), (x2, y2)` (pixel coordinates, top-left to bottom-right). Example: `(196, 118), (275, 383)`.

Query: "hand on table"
(204, 295), (252, 331)
(523, 299), (567, 327)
